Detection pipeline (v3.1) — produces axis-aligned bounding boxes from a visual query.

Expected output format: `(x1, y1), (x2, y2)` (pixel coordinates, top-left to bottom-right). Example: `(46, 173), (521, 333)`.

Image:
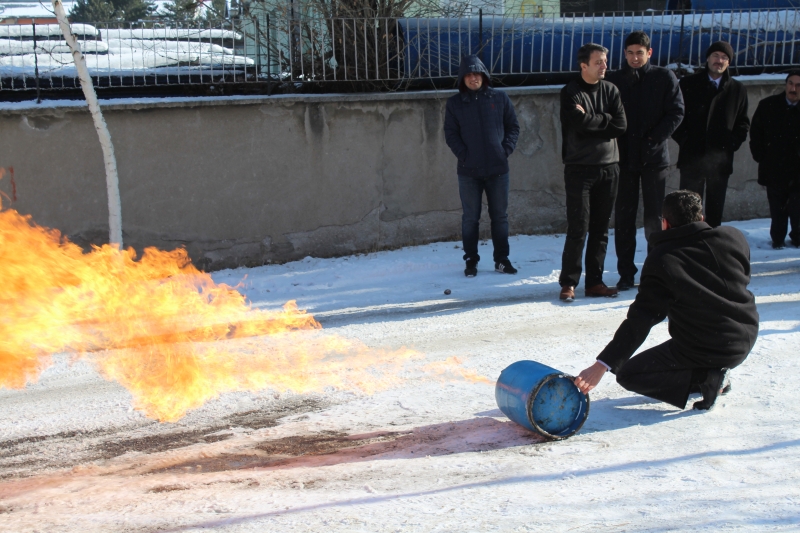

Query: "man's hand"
(575, 104), (586, 114)
(573, 361), (607, 395)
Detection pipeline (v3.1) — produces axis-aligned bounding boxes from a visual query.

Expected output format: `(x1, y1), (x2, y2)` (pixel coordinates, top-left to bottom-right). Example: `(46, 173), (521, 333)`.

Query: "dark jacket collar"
(651, 221), (711, 247)
(698, 65), (731, 90)
(620, 60), (652, 76)
(577, 75), (601, 93)
(460, 84), (491, 102)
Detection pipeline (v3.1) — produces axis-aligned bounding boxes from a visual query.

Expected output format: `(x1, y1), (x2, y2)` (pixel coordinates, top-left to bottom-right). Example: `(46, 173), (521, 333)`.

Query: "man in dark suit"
(606, 31), (684, 291)
(671, 41), (750, 228)
(749, 70), (800, 249)
(573, 190), (759, 411)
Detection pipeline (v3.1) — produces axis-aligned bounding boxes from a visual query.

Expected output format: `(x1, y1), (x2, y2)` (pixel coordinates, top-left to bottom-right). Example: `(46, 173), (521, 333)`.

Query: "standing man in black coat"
(444, 55), (520, 277)
(749, 70), (800, 249)
(574, 190), (759, 411)
(672, 41), (750, 228)
(558, 43), (627, 302)
(606, 31), (684, 291)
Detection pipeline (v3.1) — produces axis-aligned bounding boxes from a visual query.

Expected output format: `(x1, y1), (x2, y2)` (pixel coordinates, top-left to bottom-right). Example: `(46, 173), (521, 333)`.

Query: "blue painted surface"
(668, 0), (795, 10)
(495, 360), (589, 439)
(398, 13), (800, 78)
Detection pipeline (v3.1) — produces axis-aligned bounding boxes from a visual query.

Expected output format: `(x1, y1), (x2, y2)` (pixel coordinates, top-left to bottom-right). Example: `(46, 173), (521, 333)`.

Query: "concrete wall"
(0, 77), (784, 270)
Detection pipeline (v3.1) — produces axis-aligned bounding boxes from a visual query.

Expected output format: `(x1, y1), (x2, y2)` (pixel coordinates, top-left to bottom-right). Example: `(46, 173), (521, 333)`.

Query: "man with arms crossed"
(558, 43), (627, 302)
(574, 191), (759, 411)
(606, 31), (684, 290)
(671, 41), (749, 228)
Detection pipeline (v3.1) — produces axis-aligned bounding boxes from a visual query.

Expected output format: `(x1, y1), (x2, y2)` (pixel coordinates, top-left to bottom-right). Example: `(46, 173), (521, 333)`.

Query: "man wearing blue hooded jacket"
(444, 55), (520, 277)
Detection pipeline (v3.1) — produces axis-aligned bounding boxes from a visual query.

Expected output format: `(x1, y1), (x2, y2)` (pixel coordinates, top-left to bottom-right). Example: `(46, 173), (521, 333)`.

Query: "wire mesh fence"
(1, 8), (798, 94)
(0, 21), (254, 91)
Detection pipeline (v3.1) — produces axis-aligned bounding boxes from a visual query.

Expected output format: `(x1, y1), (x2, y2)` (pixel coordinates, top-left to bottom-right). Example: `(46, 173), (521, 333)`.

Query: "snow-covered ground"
(0, 218), (799, 532)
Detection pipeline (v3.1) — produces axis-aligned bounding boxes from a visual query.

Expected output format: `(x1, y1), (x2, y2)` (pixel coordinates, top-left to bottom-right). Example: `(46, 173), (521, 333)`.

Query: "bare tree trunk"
(51, 0), (123, 248)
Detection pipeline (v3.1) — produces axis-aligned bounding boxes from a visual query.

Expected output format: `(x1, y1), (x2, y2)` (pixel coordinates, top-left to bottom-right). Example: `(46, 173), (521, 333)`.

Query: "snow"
(0, 37), (108, 54)
(0, 22), (250, 77)
(1, 219), (799, 531)
(0, 21), (94, 38)
(0, 47), (253, 77)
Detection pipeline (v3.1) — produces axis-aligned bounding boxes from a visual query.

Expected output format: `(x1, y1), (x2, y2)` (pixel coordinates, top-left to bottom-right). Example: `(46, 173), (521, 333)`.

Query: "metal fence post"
(676, 2), (687, 75)
(256, 18), (261, 77)
(266, 15), (272, 95)
(478, 8), (483, 58)
(32, 20), (41, 103)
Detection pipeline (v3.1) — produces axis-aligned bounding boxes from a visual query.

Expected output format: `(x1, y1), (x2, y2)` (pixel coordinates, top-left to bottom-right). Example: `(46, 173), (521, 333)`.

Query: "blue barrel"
(495, 360), (590, 440)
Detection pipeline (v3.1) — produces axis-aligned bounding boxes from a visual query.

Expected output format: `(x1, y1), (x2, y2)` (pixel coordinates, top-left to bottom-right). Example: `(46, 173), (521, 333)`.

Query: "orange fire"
(0, 198), (486, 422)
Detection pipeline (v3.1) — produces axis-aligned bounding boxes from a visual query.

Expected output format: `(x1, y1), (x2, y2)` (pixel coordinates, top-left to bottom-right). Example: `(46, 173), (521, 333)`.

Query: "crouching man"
(573, 190), (759, 410)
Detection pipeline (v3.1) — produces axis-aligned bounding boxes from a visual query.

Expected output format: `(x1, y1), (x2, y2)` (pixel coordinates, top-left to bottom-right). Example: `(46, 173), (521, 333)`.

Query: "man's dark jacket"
(671, 67), (750, 174)
(597, 221), (759, 373)
(749, 93), (800, 190)
(559, 76), (627, 165)
(444, 56), (520, 177)
(606, 62), (684, 170)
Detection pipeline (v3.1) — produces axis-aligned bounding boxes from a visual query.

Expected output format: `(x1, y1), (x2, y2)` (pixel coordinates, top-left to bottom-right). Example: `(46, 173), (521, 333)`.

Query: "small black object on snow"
(444, 289), (451, 295)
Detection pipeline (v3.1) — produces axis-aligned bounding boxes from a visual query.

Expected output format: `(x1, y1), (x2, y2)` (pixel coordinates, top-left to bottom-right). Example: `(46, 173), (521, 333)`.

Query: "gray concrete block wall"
(0, 78), (784, 270)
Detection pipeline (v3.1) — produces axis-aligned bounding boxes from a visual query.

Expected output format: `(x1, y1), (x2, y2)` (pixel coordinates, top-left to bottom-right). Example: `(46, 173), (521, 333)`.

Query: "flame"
(423, 357), (494, 385)
(0, 201), (485, 422)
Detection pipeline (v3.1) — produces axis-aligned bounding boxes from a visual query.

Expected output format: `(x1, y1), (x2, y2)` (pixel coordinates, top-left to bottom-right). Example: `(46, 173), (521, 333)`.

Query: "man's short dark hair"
(577, 43), (609, 67)
(786, 69), (800, 82)
(663, 190), (703, 228)
(624, 31), (651, 50)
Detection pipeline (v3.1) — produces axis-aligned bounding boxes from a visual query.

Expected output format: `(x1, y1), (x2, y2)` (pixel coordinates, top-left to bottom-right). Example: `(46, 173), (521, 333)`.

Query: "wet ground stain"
(0, 396), (328, 479)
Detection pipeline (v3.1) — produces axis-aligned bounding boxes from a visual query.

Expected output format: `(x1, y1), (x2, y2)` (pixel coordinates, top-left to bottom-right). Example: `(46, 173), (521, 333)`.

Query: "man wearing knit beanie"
(705, 41), (734, 65)
(672, 41), (750, 227)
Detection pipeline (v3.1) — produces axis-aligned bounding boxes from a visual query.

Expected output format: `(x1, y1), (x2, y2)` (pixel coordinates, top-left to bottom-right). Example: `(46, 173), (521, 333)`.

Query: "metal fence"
(1, 8), (798, 93)
(0, 21), (256, 91)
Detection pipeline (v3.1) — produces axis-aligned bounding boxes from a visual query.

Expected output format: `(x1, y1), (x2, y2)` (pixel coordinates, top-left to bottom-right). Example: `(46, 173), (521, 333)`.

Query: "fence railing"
(0, 21), (255, 91)
(1, 8), (798, 93)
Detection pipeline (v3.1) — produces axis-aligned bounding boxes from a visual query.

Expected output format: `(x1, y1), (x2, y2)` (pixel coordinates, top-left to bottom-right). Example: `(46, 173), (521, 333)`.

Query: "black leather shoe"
(772, 241), (786, 250)
(693, 368), (730, 410)
(616, 277), (635, 291)
(689, 377), (731, 396)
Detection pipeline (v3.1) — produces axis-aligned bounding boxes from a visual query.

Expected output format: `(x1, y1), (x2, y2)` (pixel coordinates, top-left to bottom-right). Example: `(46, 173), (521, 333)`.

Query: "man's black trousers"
(679, 154), (732, 228)
(615, 341), (704, 409)
(614, 166), (669, 280)
(559, 163), (619, 288)
(766, 183), (800, 246)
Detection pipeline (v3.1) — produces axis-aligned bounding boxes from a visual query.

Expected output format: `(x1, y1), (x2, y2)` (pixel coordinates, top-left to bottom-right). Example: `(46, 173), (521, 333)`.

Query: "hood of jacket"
(457, 55), (491, 93)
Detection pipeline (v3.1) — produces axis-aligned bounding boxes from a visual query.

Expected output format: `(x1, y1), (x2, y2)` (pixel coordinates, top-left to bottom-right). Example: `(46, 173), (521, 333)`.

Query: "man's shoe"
(585, 283), (619, 298)
(464, 259), (478, 277)
(693, 368), (730, 411)
(689, 377), (732, 396)
(559, 286), (575, 302)
(772, 241), (786, 250)
(495, 259), (518, 274)
(616, 277), (635, 291)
